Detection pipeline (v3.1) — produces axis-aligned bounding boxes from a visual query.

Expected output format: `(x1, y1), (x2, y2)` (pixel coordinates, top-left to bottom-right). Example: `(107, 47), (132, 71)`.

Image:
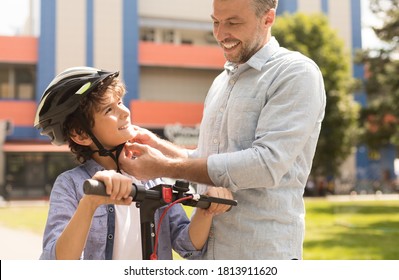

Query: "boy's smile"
(91, 92), (135, 150)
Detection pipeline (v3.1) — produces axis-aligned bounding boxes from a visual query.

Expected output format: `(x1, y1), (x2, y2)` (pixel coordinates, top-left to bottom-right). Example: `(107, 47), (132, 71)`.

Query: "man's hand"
(119, 142), (170, 180)
(128, 125), (158, 146)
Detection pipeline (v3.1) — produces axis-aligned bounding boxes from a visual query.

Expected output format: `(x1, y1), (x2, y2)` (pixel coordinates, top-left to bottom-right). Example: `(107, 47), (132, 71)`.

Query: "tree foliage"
(355, 0), (399, 153)
(273, 13), (360, 177)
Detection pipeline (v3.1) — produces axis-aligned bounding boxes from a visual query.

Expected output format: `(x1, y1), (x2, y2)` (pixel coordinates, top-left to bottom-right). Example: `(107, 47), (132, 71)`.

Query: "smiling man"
(120, 0), (326, 259)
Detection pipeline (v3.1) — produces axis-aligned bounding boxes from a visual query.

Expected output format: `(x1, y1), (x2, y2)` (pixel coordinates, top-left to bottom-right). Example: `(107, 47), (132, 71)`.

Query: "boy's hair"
(64, 77), (126, 163)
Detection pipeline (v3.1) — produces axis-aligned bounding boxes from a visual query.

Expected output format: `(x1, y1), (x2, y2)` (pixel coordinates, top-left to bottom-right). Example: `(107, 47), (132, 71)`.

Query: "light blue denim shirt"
(40, 159), (202, 260)
(190, 37), (326, 259)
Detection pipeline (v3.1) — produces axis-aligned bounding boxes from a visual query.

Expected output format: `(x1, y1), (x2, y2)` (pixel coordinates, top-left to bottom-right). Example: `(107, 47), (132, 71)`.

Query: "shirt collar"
(83, 159), (105, 177)
(224, 36), (280, 73)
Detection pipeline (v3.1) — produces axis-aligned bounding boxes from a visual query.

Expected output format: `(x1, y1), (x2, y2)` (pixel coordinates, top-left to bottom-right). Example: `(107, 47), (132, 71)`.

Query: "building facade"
(1, 0), (391, 199)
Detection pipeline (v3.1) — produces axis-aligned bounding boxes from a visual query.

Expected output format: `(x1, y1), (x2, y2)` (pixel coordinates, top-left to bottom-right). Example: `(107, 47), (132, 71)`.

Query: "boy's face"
(90, 91), (135, 149)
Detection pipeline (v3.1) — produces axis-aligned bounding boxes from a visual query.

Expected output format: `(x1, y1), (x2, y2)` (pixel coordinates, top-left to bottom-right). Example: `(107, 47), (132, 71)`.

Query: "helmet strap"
(76, 111), (124, 173)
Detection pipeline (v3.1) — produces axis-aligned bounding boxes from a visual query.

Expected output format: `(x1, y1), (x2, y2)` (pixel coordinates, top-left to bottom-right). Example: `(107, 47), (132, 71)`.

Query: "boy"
(34, 66), (232, 260)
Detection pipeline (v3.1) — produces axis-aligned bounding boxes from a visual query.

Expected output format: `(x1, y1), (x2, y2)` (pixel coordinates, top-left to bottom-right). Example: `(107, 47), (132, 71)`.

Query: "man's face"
(212, 0), (270, 64)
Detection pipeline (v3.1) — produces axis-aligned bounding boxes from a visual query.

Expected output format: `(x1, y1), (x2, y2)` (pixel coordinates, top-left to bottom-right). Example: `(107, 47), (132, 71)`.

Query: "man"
(120, 0), (326, 259)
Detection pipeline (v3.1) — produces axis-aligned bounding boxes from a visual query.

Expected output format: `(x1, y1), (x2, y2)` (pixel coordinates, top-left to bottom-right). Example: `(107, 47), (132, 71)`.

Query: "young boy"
(34, 66), (232, 260)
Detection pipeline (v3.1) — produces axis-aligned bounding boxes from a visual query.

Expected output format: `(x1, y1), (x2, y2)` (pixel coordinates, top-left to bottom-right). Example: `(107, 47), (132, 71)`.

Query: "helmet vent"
(38, 92), (56, 116)
(57, 85), (80, 106)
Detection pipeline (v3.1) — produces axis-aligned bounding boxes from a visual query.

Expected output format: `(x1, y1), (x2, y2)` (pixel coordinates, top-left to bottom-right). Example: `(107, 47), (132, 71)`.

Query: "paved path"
(0, 224), (42, 260)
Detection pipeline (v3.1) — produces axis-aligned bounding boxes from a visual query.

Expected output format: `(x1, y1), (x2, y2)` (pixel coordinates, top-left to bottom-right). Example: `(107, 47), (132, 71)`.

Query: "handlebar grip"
(200, 195), (238, 206)
(83, 179), (108, 196)
(183, 194), (238, 209)
(83, 179), (154, 203)
(83, 179), (138, 198)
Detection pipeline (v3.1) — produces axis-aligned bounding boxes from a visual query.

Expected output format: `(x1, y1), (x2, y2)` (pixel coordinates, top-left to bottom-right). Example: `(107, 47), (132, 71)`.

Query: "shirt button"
(229, 79), (235, 85)
(108, 207), (114, 213)
(108, 234), (113, 240)
(219, 107), (224, 113)
(213, 139), (218, 144)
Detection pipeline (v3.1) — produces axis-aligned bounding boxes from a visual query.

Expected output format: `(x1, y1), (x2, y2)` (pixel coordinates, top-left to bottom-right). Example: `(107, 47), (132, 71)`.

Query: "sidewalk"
(0, 224), (42, 260)
(0, 198), (45, 260)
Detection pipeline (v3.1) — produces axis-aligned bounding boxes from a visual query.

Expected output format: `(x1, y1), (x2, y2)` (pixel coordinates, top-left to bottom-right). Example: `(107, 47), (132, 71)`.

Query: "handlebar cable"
(150, 195), (194, 260)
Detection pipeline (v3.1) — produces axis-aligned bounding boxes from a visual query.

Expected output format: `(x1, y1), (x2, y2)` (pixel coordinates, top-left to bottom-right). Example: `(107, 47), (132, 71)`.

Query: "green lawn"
(303, 198), (399, 260)
(0, 204), (49, 235)
(1, 198), (398, 259)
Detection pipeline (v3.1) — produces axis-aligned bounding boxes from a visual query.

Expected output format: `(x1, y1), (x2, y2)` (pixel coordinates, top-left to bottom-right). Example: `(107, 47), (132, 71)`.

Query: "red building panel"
(0, 36), (38, 64)
(0, 100), (36, 126)
(139, 41), (225, 69)
(130, 100), (204, 127)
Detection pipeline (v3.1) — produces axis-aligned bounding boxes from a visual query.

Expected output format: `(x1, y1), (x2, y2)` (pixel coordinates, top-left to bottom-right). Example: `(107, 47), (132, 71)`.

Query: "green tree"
(273, 13), (360, 177)
(355, 0), (399, 153)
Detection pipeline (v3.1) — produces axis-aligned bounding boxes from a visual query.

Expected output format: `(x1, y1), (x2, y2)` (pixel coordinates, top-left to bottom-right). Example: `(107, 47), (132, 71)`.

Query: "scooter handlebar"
(83, 179), (237, 209)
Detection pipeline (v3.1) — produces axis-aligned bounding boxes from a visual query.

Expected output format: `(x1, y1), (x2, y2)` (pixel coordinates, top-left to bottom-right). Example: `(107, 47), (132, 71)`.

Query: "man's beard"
(224, 31), (264, 64)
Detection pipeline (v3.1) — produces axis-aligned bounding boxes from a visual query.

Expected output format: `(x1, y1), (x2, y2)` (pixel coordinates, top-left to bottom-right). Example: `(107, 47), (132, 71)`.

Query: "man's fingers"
(124, 142), (147, 157)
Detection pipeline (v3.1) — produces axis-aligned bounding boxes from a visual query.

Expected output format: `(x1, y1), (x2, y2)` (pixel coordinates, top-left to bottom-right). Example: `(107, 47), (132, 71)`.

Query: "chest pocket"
(227, 97), (262, 145)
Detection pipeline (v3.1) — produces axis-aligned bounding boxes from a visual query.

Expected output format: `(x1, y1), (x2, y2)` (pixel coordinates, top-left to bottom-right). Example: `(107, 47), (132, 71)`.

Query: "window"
(163, 30), (174, 43)
(0, 65), (35, 100)
(2, 152), (78, 199)
(140, 28), (155, 42)
(0, 68), (11, 98)
(16, 68), (35, 100)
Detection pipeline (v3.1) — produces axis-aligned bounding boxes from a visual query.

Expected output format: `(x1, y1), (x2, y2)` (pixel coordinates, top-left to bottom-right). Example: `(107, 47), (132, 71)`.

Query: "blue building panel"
(351, 0), (364, 81)
(35, 0), (57, 141)
(277, 0), (298, 15)
(321, 0), (329, 14)
(86, 0), (94, 67)
(37, 0), (56, 101)
(6, 127), (42, 141)
(122, 0), (139, 100)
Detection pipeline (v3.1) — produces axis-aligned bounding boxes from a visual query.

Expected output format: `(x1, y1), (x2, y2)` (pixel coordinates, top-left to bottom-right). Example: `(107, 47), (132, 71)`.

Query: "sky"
(0, 0), (385, 49)
(0, 0), (39, 36)
(359, 0), (385, 49)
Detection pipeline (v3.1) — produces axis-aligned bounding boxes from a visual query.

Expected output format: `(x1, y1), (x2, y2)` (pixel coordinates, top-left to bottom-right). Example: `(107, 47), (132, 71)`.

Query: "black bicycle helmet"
(34, 66), (119, 145)
(34, 66), (125, 172)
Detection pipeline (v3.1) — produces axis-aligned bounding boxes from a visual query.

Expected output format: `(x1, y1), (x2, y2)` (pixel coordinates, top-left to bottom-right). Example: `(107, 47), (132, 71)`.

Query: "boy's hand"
(204, 186), (234, 216)
(89, 170), (133, 204)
